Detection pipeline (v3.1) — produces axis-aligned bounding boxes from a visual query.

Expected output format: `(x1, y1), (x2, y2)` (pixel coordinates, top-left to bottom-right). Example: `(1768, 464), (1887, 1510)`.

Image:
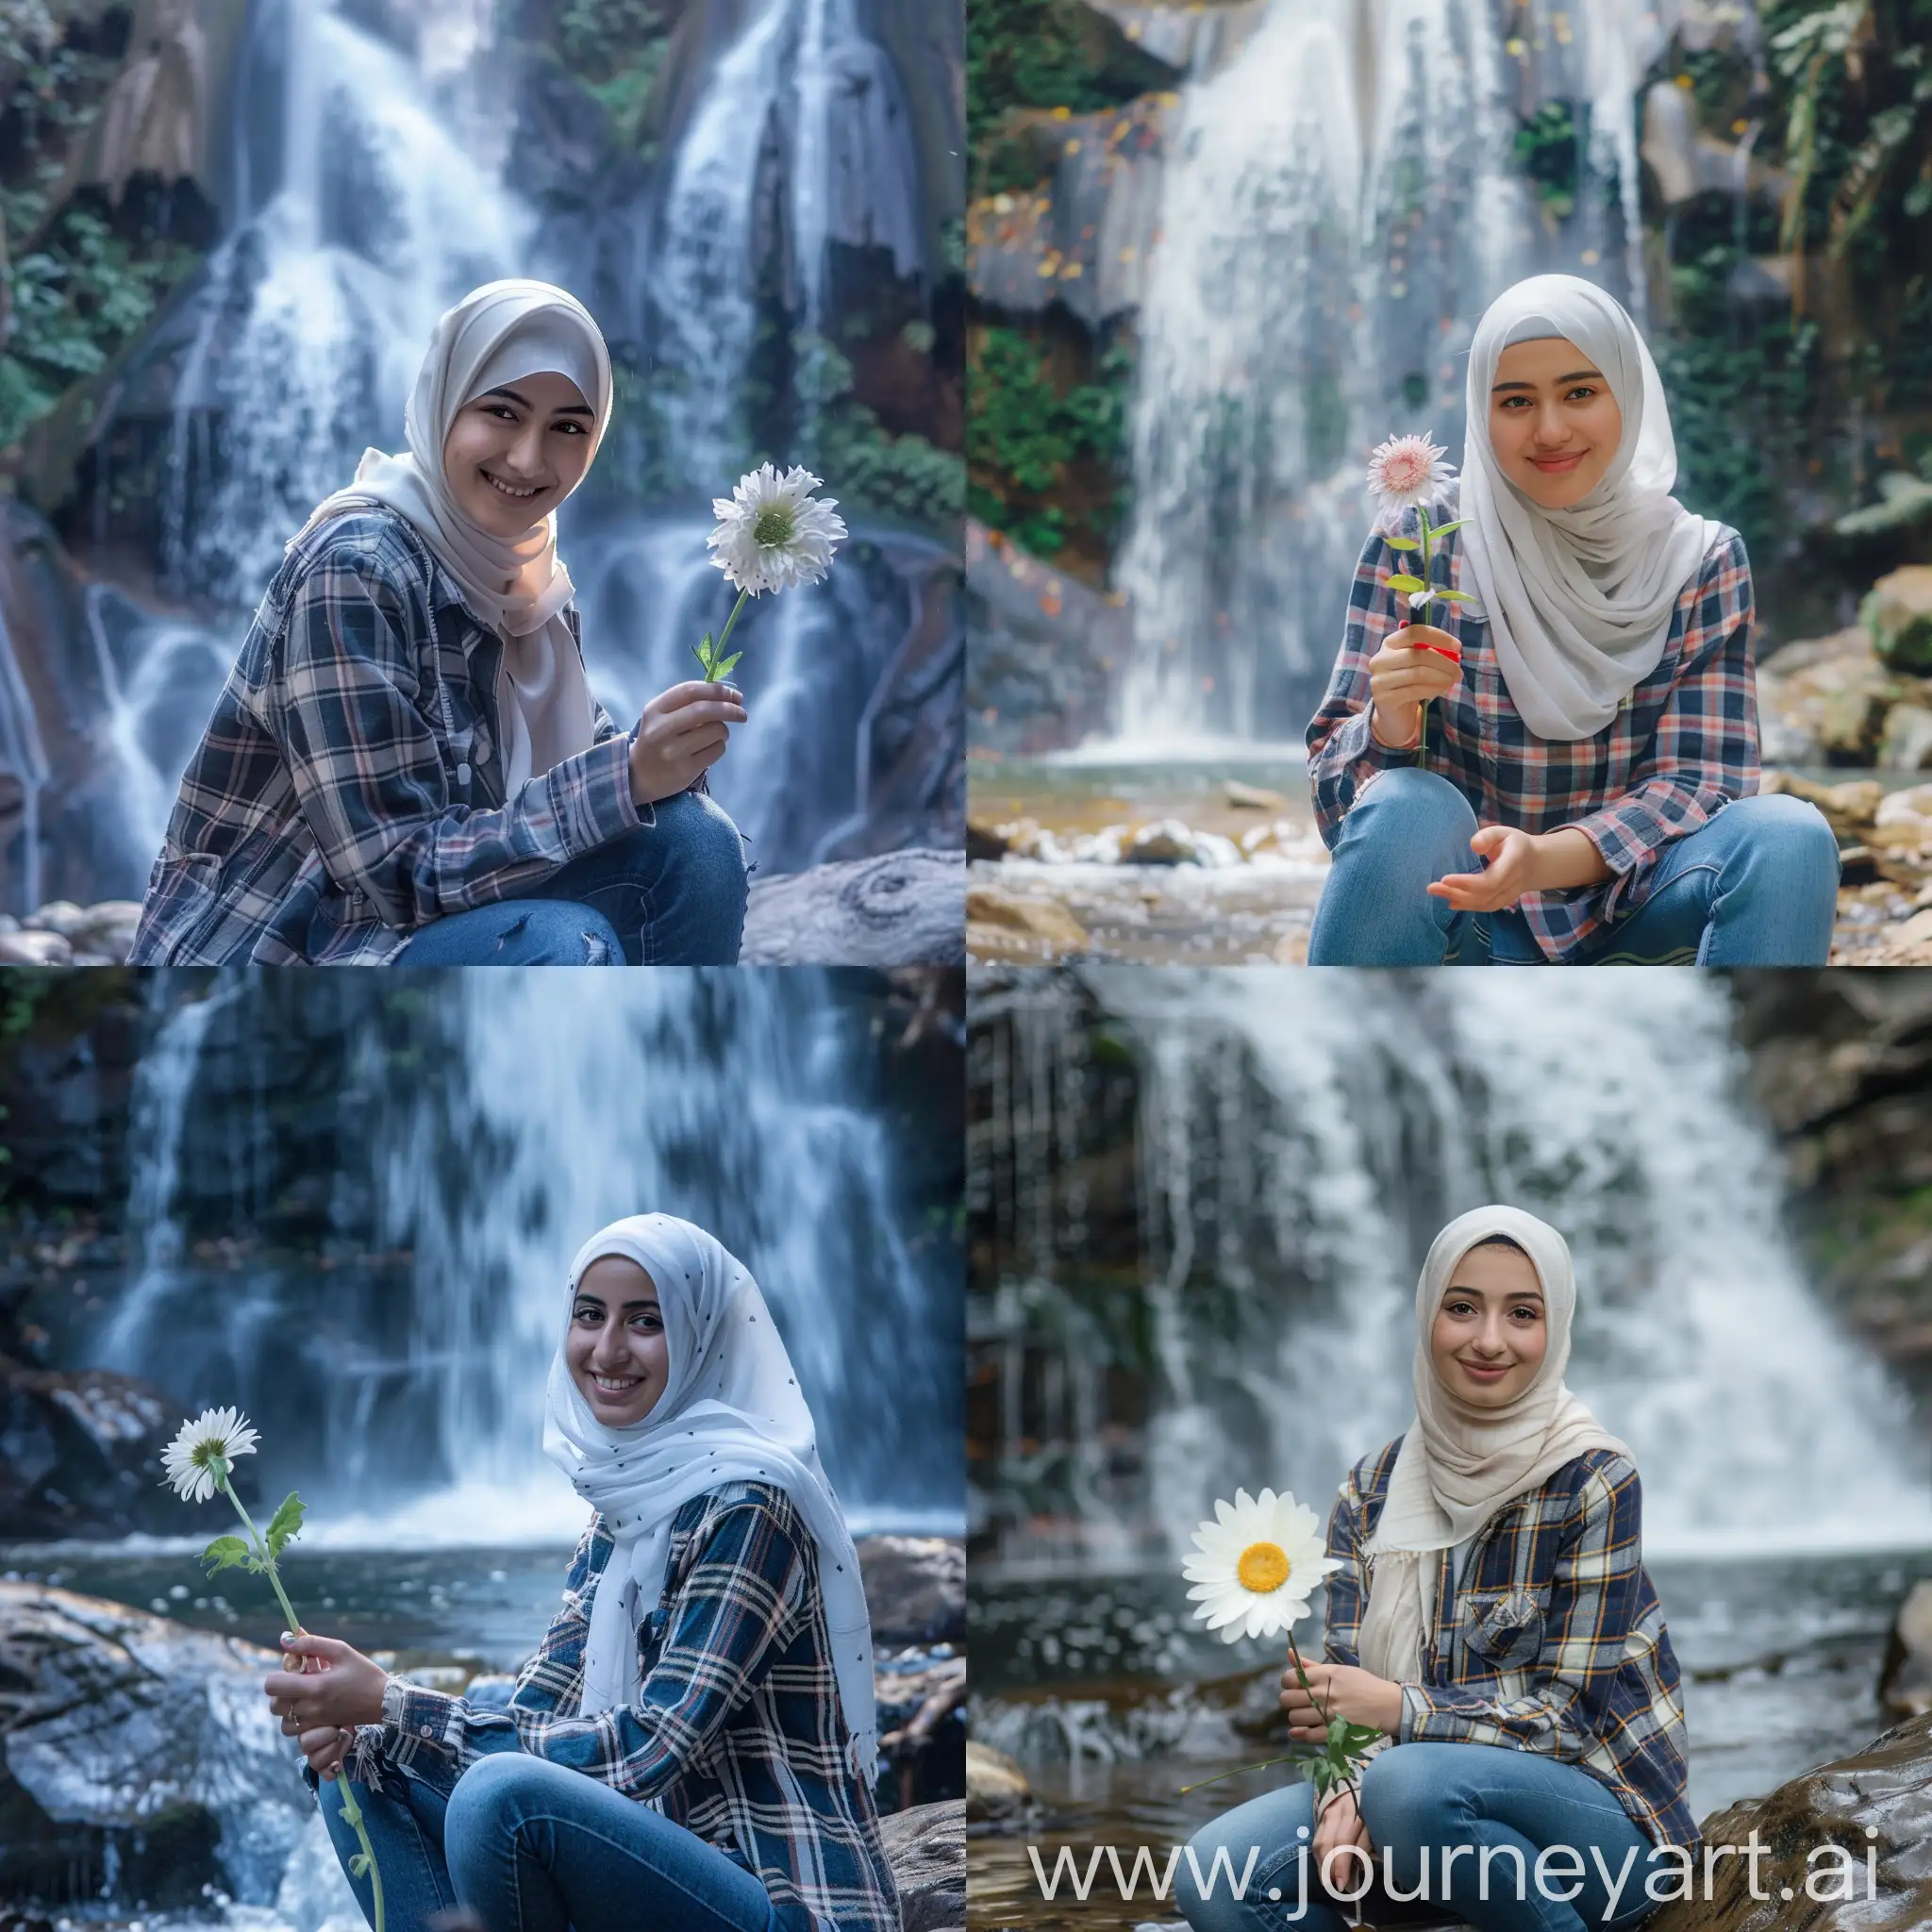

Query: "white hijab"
(1355, 1205), (1632, 1683)
(295, 278), (613, 791)
(541, 1214), (878, 1781)
(1458, 275), (1722, 741)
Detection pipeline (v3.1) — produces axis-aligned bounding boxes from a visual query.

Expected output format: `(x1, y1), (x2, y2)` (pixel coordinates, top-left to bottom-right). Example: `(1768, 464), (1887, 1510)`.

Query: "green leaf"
(1428, 518), (1470, 540)
(1386, 574), (1426, 594)
(200, 1535), (250, 1576)
(713, 651), (742, 680)
(1431, 589), (1478, 604)
(1383, 535), (1420, 551)
(266, 1491), (306, 1560)
(1326, 1715), (1347, 1747)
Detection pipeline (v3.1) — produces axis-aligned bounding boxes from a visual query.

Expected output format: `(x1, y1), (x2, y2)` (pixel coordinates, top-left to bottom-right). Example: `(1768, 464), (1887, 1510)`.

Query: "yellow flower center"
(753, 504), (796, 548)
(1237, 1541), (1291, 1593)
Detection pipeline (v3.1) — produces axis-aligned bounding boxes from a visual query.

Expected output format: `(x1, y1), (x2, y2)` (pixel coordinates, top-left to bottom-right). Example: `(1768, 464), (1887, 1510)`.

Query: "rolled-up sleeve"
(269, 548), (638, 927)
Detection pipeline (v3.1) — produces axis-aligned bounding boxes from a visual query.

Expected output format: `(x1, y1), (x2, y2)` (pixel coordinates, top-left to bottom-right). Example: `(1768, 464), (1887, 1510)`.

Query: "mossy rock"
(1862, 567), (1932, 675)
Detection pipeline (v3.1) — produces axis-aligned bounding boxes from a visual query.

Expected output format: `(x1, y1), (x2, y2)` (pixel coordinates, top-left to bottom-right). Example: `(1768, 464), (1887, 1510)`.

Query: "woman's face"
(441, 369), (595, 539)
(1487, 336), (1623, 510)
(1429, 1242), (1549, 1409)
(567, 1257), (670, 1426)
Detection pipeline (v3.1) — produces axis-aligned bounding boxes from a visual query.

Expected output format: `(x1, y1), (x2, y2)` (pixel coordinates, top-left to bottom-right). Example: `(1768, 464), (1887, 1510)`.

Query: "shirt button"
(419, 1724), (435, 1738)
(456, 761), (472, 787)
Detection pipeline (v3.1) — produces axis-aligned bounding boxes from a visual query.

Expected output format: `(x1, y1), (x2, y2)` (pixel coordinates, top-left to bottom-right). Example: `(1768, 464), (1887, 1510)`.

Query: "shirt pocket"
(1462, 1587), (1547, 1670)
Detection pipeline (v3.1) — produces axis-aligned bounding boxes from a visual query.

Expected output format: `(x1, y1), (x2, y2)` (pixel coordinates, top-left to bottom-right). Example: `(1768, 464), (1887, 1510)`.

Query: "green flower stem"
(216, 1468), (385, 1932)
(713, 589), (750, 660)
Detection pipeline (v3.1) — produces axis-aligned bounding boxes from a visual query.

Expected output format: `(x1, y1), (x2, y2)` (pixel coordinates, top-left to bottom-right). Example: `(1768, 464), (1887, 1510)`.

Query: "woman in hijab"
(1306, 275), (1839, 967)
(259, 1213), (898, 1932)
(1175, 1207), (1692, 1932)
(130, 280), (750, 967)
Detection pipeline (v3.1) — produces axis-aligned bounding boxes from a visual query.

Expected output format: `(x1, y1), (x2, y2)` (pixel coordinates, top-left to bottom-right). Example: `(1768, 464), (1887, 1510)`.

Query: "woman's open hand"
(629, 681), (748, 806)
(1367, 625), (1461, 748)
(1312, 1784), (1375, 1880)
(1279, 1659), (1405, 1740)
(264, 1632), (389, 1737)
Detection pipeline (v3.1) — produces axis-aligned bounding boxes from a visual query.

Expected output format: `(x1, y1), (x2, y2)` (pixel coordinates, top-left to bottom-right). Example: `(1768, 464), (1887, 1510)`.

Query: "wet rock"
(965, 1739), (1032, 1824)
(1879, 1579), (1932, 1721)
(1645, 1712), (1932, 1932)
(1224, 779), (1289, 810)
(0, 931), (69, 965)
(966, 519), (1129, 755)
(966, 882), (1089, 960)
(878, 1797), (965, 1932)
(1865, 566), (1932, 675)
(0, 1583), (309, 1910)
(0, 1357), (183, 1541)
(740, 850), (964, 966)
(859, 1536), (965, 1644)
(1882, 703), (1932, 773)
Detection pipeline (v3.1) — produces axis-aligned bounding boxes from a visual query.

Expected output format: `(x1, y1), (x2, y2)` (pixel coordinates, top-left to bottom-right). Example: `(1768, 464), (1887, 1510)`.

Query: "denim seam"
(504, 1806), (769, 1932)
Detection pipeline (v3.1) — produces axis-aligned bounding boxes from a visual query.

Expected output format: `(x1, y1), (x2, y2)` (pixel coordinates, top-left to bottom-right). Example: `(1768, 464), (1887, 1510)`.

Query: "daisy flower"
(160, 1406), (259, 1504)
(1183, 1487), (1341, 1644)
(1365, 432), (1454, 530)
(693, 463), (847, 681)
(707, 463), (846, 596)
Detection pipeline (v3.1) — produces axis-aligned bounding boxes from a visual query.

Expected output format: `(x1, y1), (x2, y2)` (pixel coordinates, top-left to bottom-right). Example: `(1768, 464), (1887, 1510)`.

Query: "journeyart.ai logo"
(1025, 1828), (1886, 1919)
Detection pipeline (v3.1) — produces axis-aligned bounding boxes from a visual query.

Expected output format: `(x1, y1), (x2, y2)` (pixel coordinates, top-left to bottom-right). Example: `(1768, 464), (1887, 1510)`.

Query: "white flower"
(707, 462), (847, 595)
(1182, 1488), (1341, 1644)
(161, 1407), (259, 1504)
(1365, 432), (1454, 530)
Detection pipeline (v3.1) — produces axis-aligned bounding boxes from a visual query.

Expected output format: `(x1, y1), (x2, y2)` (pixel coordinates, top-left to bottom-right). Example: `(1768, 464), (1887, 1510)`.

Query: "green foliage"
(265, 1491), (306, 1560)
(1513, 103), (1580, 220)
(967, 325), (1130, 558)
(788, 334), (964, 531)
(556, 0), (670, 155)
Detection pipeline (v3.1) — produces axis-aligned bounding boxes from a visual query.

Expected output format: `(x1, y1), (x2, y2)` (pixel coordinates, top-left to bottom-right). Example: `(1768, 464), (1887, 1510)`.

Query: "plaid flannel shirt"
(325, 1482), (898, 1932)
(1321, 1437), (1695, 1853)
(1306, 489), (1759, 962)
(129, 503), (643, 965)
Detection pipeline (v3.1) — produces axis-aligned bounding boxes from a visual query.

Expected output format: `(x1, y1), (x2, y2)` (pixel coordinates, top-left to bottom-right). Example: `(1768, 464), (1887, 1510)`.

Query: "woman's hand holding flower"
(1279, 1659), (1405, 1739)
(264, 1632), (390, 1735)
(628, 681), (748, 805)
(1312, 1784), (1375, 1874)
(1367, 626), (1461, 748)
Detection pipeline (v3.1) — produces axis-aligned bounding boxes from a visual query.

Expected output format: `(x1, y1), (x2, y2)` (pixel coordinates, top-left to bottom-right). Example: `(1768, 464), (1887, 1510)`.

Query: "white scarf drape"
(292, 278), (612, 791)
(1355, 1205), (1632, 1684)
(541, 1213), (878, 1781)
(1458, 275), (1721, 741)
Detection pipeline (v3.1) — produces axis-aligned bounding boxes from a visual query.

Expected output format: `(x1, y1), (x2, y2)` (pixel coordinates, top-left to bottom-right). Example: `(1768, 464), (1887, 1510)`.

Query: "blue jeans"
(1306, 768), (1838, 965)
(391, 789), (749, 966)
(319, 1756), (784, 1932)
(1176, 1745), (1661, 1932)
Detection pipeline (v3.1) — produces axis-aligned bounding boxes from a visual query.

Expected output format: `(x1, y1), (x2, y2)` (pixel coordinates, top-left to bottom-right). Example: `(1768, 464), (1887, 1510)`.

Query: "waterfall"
(81, 0), (933, 901)
(974, 970), (1932, 1568)
(0, 597), (49, 915)
(95, 974), (961, 1545)
(1109, 0), (1664, 745)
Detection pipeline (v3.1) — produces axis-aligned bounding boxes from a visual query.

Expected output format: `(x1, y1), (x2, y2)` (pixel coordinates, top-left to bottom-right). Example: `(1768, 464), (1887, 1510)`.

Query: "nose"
(1530, 400), (1572, 448)
(499, 420), (549, 480)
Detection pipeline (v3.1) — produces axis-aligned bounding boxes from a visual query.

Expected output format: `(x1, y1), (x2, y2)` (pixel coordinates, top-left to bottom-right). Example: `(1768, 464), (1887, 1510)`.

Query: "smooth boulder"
(740, 850), (964, 966)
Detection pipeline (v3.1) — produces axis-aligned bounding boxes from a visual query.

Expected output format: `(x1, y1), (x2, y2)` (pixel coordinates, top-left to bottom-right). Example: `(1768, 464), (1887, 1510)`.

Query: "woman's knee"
(1358, 1743), (1458, 1847)
(444, 1750), (537, 1840)
(511, 898), (625, 963)
(1341, 768), (1478, 856)
(649, 787), (750, 900)
(1722, 794), (1840, 881)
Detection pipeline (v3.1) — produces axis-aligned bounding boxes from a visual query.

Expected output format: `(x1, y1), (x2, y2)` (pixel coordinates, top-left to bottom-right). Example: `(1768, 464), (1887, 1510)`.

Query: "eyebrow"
(482, 384), (595, 418)
(1492, 370), (1603, 392)
(573, 1293), (661, 1312)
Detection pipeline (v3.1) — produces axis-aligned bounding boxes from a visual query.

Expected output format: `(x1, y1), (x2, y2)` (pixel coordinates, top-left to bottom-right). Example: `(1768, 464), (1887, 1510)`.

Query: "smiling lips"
(592, 1374), (641, 1396)
(482, 469), (545, 501)
(1458, 1358), (1510, 1381)
(1528, 451), (1585, 473)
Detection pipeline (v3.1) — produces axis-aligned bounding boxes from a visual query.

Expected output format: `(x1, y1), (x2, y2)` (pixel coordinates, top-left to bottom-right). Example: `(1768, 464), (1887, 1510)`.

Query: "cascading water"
(94, 973), (962, 1544)
(1110, 0), (1673, 745)
(96, 0), (936, 891)
(974, 969), (1932, 1570)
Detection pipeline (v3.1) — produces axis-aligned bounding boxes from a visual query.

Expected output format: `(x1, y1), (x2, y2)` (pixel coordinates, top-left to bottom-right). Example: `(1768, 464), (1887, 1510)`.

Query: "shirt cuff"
(390, 1678), (463, 1753)
(1336, 702), (1420, 773)
(1398, 1682), (1427, 1744)
(544, 731), (644, 856)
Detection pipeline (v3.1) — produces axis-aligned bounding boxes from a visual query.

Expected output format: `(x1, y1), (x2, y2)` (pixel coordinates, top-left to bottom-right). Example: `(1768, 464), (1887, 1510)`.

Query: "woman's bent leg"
(442, 1752), (778, 1932)
(1358, 1743), (1656, 1932)
(538, 787), (750, 965)
(318, 1769), (458, 1930)
(1584, 794), (1839, 967)
(391, 900), (624, 965)
(1174, 1780), (1347, 1932)
(1307, 770), (1481, 966)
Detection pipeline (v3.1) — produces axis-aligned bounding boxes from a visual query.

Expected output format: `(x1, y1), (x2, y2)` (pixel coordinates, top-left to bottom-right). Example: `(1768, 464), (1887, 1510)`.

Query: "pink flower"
(1365, 432), (1454, 529)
